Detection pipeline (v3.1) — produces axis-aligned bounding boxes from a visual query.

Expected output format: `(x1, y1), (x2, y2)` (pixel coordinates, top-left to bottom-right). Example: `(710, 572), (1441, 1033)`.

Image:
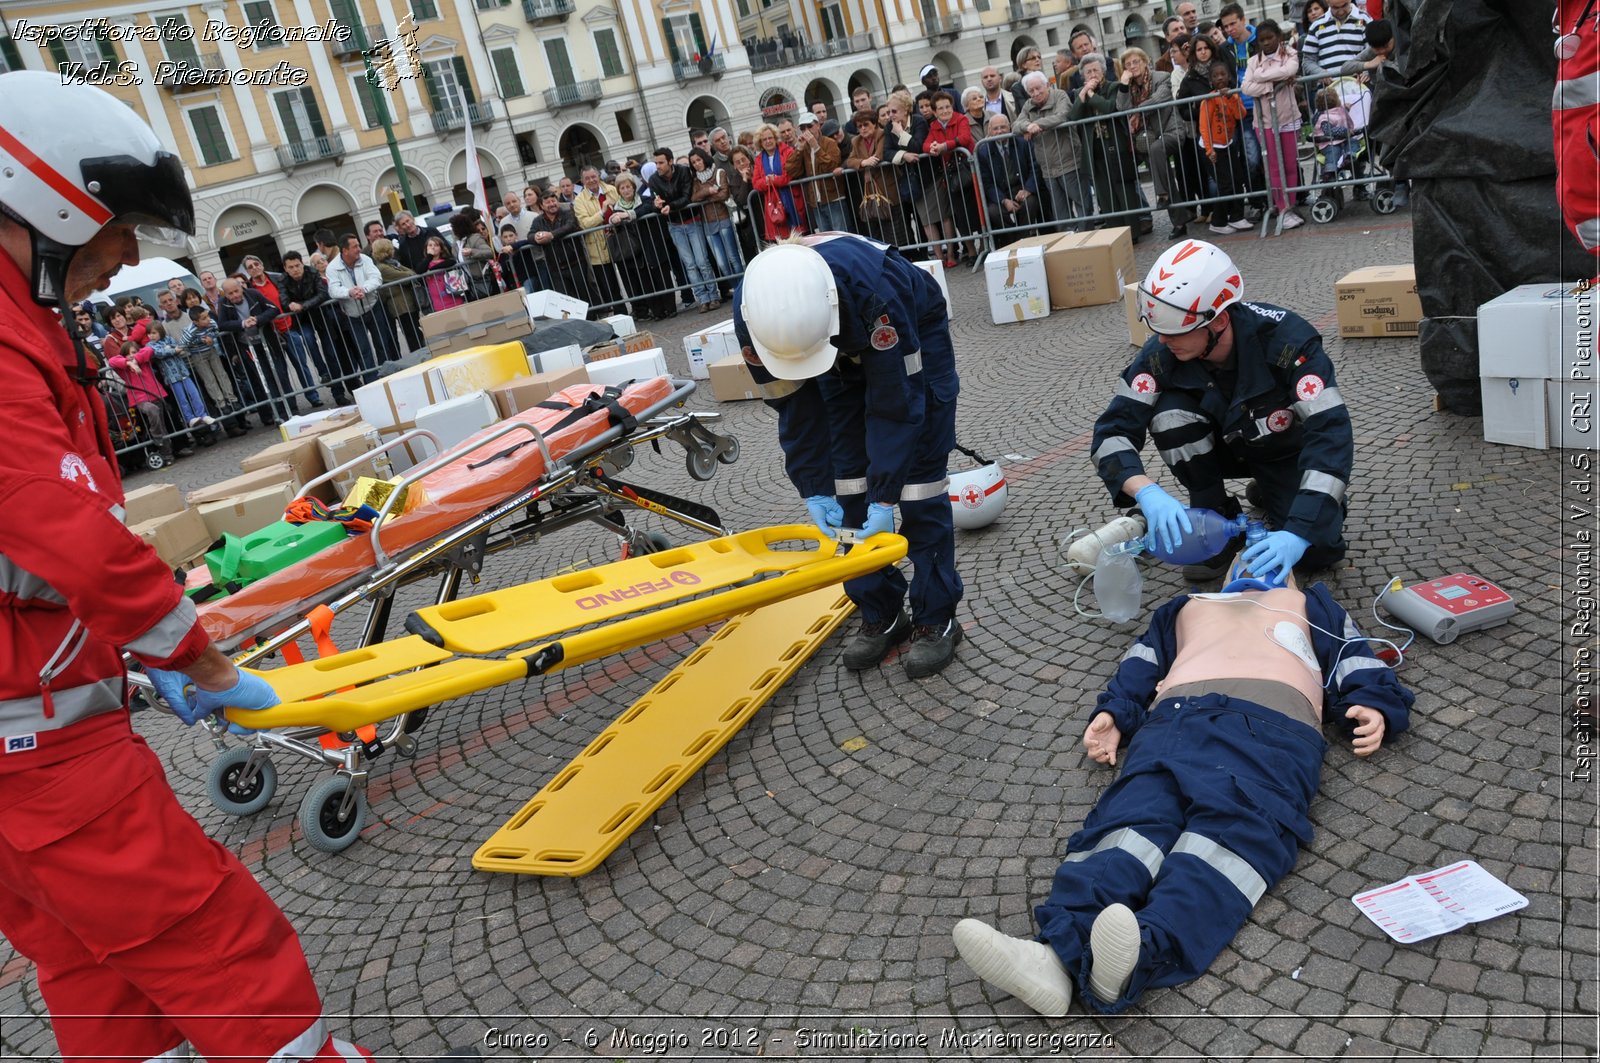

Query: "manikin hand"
(1346, 705), (1385, 756)
(1083, 712), (1123, 766)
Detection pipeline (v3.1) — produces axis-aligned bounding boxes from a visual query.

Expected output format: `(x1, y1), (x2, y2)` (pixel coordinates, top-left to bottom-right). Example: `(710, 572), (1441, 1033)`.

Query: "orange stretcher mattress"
(196, 376), (677, 646)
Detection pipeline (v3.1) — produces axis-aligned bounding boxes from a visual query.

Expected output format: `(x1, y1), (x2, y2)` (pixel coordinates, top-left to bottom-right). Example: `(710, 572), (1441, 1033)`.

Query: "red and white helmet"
(947, 449), (1007, 530)
(0, 72), (194, 251)
(1136, 239), (1243, 336)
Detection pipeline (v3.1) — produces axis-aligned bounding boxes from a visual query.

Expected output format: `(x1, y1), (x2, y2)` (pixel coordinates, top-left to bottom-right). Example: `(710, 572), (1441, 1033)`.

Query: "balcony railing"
(747, 32), (872, 73)
(672, 53), (726, 81)
(329, 23), (385, 57)
(274, 136), (346, 171)
(543, 79), (602, 109)
(429, 99), (495, 132)
(927, 13), (962, 37)
(155, 52), (226, 91)
(522, 0), (574, 21)
(1007, 0), (1040, 23)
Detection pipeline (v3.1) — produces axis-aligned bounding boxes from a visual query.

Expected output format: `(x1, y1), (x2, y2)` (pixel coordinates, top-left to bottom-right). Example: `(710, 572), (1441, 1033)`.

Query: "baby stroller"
(1302, 77), (1399, 223)
(99, 363), (170, 473)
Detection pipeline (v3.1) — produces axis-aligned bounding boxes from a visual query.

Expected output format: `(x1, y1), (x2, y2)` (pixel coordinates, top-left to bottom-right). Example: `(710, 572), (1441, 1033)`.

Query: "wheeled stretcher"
(204, 527), (907, 852)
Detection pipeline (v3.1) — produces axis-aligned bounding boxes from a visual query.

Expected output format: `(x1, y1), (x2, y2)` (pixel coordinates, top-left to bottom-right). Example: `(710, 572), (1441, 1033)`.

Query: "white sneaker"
(952, 919), (1074, 1016)
(201, 415), (218, 425)
(1228, 218), (1255, 231)
(1208, 223), (1234, 235)
(1087, 903), (1142, 1005)
(1281, 211), (1305, 230)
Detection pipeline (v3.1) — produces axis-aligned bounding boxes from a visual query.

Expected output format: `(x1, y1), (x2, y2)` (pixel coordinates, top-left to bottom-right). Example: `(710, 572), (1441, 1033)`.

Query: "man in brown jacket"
(785, 112), (850, 232)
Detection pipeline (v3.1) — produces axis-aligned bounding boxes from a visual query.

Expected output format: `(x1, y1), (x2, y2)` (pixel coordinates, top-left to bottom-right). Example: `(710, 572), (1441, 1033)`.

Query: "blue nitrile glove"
(1240, 530), (1310, 584)
(1134, 484), (1193, 555)
(858, 502), (896, 539)
(146, 668), (204, 725)
(192, 670), (281, 720)
(805, 494), (844, 538)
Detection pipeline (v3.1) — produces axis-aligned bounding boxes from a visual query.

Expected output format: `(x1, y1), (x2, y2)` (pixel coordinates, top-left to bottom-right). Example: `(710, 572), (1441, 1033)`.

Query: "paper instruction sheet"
(1351, 860), (1528, 943)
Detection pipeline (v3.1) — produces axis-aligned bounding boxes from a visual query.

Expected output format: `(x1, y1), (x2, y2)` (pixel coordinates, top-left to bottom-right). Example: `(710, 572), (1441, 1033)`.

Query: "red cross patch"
(1267, 409), (1293, 433)
(959, 484), (983, 508)
(1295, 374), (1325, 402)
(870, 317), (899, 350)
(1131, 372), (1158, 395)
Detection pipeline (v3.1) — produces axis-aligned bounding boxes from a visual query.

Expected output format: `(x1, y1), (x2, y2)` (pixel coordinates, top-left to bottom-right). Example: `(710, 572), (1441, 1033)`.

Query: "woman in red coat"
(751, 123), (807, 241)
(922, 92), (978, 267)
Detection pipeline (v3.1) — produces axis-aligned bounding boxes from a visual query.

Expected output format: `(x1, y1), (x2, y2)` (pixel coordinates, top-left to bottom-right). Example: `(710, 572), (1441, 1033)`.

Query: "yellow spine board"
(472, 586), (856, 876)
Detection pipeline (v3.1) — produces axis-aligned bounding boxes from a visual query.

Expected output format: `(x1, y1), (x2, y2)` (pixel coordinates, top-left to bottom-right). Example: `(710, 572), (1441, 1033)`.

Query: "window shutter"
(46, 38), (68, 72)
(98, 32), (116, 66)
(663, 20), (680, 62)
(421, 61), (441, 109)
(453, 56), (475, 102)
(303, 88), (328, 138)
(274, 91), (298, 140)
(0, 37), (22, 72)
(689, 12), (705, 54)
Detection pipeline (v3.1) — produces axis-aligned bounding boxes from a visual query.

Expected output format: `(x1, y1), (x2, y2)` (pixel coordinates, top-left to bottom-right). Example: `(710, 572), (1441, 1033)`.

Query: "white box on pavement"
(682, 319), (740, 380)
(912, 259), (952, 318)
(1477, 282), (1586, 380)
(585, 347), (668, 389)
(1481, 375), (1549, 450)
(524, 289), (589, 322)
(525, 343), (584, 375)
(603, 313), (637, 337)
(984, 245), (1050, 325)
(413, 391), (500, 461)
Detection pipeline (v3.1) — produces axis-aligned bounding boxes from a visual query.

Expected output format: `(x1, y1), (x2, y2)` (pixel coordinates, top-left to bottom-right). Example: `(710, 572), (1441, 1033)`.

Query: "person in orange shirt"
(1198, 59), (1253, 233)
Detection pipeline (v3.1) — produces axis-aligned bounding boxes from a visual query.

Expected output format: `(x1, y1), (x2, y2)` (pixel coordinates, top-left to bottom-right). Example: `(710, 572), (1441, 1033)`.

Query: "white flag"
(458, 83), (487, 215)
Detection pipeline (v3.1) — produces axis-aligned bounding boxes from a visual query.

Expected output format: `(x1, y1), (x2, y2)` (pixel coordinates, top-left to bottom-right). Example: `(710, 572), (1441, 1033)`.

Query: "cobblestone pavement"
(2, 212), (1596, 1061)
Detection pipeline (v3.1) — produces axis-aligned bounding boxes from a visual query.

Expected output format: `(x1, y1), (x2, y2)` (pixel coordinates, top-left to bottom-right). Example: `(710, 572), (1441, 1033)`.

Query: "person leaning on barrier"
(1072, 54), (1150, 241)
(1011, 45), (1045, 115)
(1091, 240), (1354, 583)
(845, 109), (912, 246)
(923, 91), (980, 266)
(574, 165), (627, 311)
(326, 234), (396, 374)
(687, 148), (739, 299)
(0, 69), (377, 1063)
(952, 572), (1411, 1017)
(1117, 46), (1195, 238)
(977, 113), (1045, 241)
(603, 171), (677, 323)
(1017, 70), (1091, 230)
(369, 239), (423, 381)
(786, 110), (850, 233)
(733, 234), (965, 678)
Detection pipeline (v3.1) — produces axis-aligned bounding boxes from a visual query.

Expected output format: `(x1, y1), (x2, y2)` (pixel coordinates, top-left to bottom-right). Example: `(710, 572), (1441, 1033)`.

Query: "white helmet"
(1136, 239), (1243, 336)
(947, 447), (1007, 530)
(738, 242), (840, 380)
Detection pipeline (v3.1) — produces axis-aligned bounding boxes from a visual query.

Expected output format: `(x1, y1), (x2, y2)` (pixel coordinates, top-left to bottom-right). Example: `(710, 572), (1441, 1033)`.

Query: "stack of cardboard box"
(124, 483), (211, 568)
(421, 290), (535, 357)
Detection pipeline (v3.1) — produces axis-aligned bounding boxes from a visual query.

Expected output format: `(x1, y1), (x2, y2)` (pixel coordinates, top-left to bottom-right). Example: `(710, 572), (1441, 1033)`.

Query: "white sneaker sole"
(1087, 903), (1141, 1005)
(952, 919), (1073, 1016)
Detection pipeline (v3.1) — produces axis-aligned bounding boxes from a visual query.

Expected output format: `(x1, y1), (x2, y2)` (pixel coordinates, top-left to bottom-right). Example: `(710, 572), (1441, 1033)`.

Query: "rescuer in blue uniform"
(1090, 240), (1354, 583)
(951, 573), (1413, 1017)
(733, 233), (963, 678)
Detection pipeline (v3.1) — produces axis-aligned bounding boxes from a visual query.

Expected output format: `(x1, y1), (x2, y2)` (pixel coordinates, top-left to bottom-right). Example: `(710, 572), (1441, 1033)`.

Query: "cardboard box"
(912, 259), (953, 318)
(195, 481), (298, 541)
(984, 244), (1050, 325)
(585, 347), (669, 389)
(239, 435), (333, 503)
(277, 407), (360, 442)
(185, 463), (299, 506)
(131, 507), (211, 568)
(318, 421), (394, 498)
(422, 341), (531, 400)
(1124, 282), (1154, 347)
(353, 351), (496, 464)
(1018, 228), (1136, 310)
(420, 290), (533, 354)
(603, 313), (637, 337)
(414, 391), (500, 460)
(524, 289), (589, 322)
(585, 330), (660, 364)
(1477, 282), (1586, 379)
(1335, 265), (1422, 338)
(707, 354), (760, 401)
(1481, 376), (1548, 449)
(681, 322), (738, 380)
(488, 367), (591, 418)
(526, 343), (585, 375)
(123, 482), (184, 526)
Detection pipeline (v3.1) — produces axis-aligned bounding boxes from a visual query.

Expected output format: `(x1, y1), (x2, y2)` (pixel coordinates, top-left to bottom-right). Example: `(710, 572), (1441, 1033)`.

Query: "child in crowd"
(1240, 19), (1304, 229)
(1312, 85), (1357, 181)
(423, 234), (466, 310)
(145, 320), (214, 430)
(1199, 59), (1252, 233)
(109, 340), (185, 462)
(182, 304), (242, 431)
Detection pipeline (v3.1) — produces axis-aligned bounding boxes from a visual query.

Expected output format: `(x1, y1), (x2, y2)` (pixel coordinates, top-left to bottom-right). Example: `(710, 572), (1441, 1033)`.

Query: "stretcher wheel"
(686, 446), (716, 482)
(1309, 197), (1339, 224)
(205, 747), (277, 817)
(299, 777), (367, 853)
(143, 448), (166, 471)
(1371, 188), (1397, 215)
(714, 437), (740, 465)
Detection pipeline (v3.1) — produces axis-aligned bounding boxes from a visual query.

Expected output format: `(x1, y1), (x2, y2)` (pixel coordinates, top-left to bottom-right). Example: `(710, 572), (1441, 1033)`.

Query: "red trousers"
(0, 713), (361, 1062)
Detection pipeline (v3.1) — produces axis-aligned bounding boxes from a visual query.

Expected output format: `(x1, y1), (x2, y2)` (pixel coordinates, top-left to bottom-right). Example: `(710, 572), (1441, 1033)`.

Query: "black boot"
(841, 609), (911, 671)
(903, 618), (963, 679)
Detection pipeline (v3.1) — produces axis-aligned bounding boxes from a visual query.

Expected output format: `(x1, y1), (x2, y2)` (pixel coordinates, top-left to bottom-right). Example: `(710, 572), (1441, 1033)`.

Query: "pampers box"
(984, 244), (1049, 325)
(585, 348), (668, 389)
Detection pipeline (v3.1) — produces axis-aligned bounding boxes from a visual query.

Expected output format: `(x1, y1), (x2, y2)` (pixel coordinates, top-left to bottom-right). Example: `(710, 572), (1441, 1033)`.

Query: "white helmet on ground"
(1136, 239), (1243, 336)
(947, 447), (1007, 530)
(738, 242), (840, 380)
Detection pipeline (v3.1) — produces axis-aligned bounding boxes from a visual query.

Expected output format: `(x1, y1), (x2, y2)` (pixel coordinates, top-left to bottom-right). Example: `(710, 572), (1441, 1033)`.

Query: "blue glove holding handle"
(805, 495), (844, 538)
(856, 502), (896, 539)
(1133, 484), (1193, 555)
(146, 668), (280, 727)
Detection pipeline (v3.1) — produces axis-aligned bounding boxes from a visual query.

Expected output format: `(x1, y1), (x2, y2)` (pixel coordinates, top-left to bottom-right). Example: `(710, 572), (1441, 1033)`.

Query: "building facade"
(0, 0), (1225, 276)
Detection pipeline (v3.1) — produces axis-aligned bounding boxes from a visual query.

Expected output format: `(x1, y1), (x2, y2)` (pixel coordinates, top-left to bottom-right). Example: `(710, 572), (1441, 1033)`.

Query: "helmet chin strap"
(1199, 312), (1230, 361)
(30, 229), (96, 386)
